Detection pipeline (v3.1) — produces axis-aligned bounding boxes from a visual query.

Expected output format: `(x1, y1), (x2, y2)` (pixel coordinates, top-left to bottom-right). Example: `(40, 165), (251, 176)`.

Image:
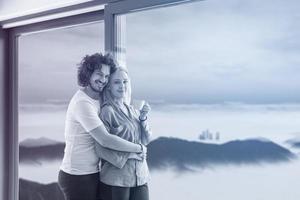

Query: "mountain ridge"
(19, 136), (295, 170)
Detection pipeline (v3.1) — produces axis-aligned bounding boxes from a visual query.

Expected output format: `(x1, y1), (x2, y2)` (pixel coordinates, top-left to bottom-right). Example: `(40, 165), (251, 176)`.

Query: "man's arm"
(94, 105), (146, 168)
(95, 142), (143, 169)
(76, 100), (145, 153)
(89, 125), (143, 152)
(95, 142), (128, 169)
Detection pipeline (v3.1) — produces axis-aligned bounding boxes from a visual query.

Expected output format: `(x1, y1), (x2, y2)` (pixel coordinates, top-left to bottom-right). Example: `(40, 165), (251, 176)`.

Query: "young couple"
(58, 53), (152, 200)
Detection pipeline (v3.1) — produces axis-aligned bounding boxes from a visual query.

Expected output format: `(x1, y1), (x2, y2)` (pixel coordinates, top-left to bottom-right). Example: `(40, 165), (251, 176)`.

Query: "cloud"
(18, 0), (300, 104)
(126, 0), (300, 103)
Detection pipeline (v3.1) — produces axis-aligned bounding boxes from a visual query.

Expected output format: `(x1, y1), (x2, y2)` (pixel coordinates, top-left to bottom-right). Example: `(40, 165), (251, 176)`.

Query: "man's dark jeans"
(58, 170), (100, 200)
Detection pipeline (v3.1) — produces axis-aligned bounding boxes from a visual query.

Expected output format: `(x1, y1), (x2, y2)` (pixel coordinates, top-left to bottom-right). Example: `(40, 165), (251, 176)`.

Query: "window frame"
(7, 10), (104, 200)
(104, 0), (201, 65)
(1, 0), (201, 199)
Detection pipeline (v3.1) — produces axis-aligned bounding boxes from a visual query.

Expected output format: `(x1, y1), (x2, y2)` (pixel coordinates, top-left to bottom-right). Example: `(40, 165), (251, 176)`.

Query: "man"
(58, 53), (146, 200)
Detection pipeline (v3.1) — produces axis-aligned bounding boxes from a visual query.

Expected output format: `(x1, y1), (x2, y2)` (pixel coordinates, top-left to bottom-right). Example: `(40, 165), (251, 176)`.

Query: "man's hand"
(128, 152), (147, 161)
(129, 144), (147, 161)
(140, 144), (147, 158)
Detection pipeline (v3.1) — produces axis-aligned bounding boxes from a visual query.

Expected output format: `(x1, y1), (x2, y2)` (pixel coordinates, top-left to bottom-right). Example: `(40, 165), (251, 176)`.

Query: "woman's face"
(109, 70), (129, 99)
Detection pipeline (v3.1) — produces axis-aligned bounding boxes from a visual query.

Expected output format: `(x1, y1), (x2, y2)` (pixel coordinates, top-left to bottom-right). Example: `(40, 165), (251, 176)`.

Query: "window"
(117, 1), (300, 199)
(4, 9), (104, 200)
(3, 0), (300, 199)
(18, 22), (104, 190)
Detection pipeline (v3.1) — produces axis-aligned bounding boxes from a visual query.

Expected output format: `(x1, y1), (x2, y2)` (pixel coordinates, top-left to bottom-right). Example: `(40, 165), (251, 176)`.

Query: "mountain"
(19, 137), (295, 169)
(19, 139), (65, 163)
(147, 137), (295, 170)
(289, 141), (300, 148)
(19, 137), (60, 147)
(292, 142), (300, 148)
(19, 179), (64, 200)
(18, 137), (296, 200)
(285, 137), (300, 148)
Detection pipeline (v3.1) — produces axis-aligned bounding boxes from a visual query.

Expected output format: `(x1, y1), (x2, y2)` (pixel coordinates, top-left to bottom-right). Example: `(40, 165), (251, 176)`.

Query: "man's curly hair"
(77, 53), (117, 87)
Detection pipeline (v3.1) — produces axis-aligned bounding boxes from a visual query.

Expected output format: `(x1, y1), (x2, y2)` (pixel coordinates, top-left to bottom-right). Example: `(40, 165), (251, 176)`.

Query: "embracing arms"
(75, 100), (145, 168)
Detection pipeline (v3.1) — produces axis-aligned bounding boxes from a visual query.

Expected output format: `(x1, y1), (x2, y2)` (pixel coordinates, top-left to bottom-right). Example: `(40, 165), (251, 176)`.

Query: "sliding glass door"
(17, 18), (104, 200)
(109, 1), (300, 199)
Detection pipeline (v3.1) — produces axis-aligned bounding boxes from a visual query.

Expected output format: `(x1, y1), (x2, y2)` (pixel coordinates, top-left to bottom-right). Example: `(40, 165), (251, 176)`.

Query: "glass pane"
(18, 22), (104, 199)
(124, 1), (300, 200)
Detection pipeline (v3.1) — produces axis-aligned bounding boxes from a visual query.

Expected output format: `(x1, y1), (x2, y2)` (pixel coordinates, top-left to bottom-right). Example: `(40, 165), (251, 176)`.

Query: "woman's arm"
(138, 102), (152, 145)
(140, 120), (152, 145)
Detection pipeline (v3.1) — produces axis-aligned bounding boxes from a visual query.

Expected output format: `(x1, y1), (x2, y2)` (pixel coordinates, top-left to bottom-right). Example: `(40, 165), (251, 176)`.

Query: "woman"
(99, 67), (152, 200)
(58, 53), (146, 200)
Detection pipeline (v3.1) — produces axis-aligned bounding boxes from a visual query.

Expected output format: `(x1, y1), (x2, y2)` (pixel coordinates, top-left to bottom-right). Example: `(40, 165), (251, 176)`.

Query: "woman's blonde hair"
(103, 67), (132, 105)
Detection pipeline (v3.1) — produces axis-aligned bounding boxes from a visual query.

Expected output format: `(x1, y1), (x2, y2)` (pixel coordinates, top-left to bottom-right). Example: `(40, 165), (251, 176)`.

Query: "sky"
(19, 22), (104, 103)
(18, 0), (300, 104)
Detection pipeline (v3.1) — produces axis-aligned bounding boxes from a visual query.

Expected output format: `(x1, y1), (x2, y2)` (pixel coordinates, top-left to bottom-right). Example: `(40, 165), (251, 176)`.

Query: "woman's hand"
(139, 102), (151, 121)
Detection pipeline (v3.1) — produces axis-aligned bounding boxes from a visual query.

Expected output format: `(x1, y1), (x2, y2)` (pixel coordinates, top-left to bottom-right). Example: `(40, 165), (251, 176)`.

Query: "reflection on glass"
(18, 22), (104, 199)
(125, 1), (300, 200)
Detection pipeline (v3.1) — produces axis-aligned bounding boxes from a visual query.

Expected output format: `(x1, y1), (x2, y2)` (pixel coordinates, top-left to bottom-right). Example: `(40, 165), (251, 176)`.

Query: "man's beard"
(89, 83), (102, 93)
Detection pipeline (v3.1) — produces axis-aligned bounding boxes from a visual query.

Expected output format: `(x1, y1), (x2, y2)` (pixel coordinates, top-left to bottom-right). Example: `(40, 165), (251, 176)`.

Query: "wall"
(0, 0), (92, 17)
(0, 28), (9, 200)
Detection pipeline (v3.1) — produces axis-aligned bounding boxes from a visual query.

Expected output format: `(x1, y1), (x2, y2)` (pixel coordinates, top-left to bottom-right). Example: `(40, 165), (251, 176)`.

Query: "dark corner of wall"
(0, 27), (10, 200)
